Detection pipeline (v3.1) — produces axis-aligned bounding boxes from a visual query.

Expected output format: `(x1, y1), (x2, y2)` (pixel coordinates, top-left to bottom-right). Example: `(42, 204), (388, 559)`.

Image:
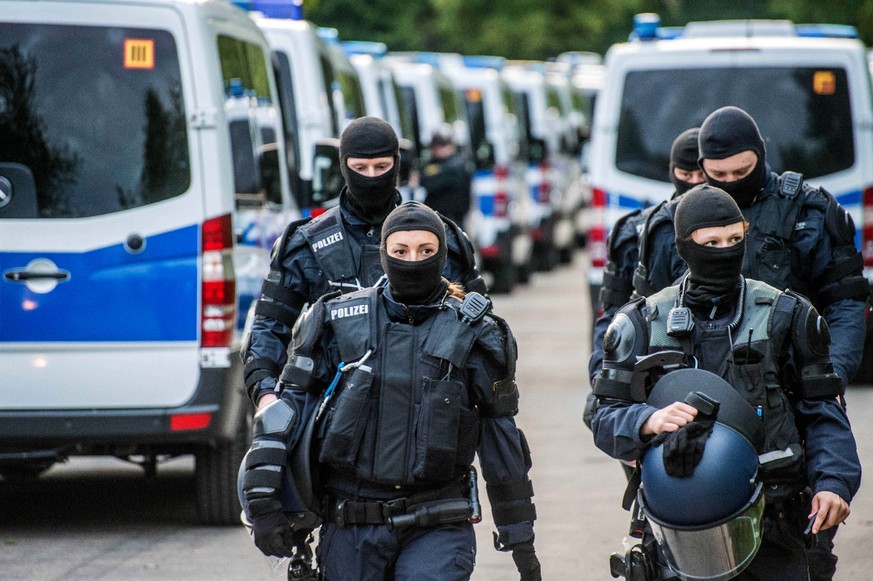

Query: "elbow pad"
(793, 301), (843, 399)
(243, 399), (297, 501)
(593, 307), (647, 401)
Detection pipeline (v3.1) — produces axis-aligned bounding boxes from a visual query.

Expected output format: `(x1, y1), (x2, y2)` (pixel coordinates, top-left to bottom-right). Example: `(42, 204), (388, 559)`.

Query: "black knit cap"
(698, 106), (766, 163)
(381, 201), (446, 249)
(674, 184), (745, 240)
(670, 127), (701, 171)
(339, 116), (399, 161)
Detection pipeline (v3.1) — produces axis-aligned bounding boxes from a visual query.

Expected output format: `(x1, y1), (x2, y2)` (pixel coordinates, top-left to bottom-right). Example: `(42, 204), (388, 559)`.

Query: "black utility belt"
(324, 492), (472, 530)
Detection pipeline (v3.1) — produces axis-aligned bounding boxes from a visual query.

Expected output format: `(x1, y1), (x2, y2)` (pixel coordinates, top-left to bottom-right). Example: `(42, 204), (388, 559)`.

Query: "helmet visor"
(643, 482), (764, 581)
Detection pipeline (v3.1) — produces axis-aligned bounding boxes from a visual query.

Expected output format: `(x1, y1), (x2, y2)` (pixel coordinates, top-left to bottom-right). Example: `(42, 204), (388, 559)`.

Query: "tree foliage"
(305, 0), (872, 60)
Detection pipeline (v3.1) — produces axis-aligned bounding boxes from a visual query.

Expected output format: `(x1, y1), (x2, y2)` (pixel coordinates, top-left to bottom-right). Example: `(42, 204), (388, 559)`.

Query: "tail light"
(538, 162), (551, 204)
(863, 186), (873, 268)
(494, 164), (509, 218)
(201, 213), (236, 348)
(588, 187), (607, 268)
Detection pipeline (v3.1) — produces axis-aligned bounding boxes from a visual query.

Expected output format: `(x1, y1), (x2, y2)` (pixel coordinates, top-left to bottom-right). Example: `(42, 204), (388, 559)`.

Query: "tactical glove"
(657, 417), (715, 478)
(510, 541), (542, 581)
(249, 497), (296, 557)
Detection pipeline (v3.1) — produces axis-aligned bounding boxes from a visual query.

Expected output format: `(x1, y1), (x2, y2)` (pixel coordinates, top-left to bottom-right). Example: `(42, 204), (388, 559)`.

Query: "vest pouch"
(319, 366), (374, 471)
(756, 247), (791, 290)
(414, 378), (463, 481)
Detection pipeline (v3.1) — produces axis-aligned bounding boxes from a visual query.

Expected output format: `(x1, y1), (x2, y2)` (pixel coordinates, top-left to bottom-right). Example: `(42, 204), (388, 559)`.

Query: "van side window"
(217, 36), (283, 208)
(0, 23), (190, 218)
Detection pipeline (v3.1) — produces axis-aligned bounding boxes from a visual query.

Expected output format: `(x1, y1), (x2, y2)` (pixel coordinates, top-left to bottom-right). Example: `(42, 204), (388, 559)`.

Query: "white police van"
(248, 5), (346, 218)
(0, 0), (296, 523)
(587, 15), (873, 378)
(442, 56), (536, 293)
(502, 62), (576, 271)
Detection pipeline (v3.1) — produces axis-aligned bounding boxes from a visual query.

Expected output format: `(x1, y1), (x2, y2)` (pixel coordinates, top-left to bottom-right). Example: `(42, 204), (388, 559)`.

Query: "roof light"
(317, 27), (340, 45)
(796, 24), (858, 39)
(341, 41), (388, 57)
(462, 55), (506, 70)
(234, 0), (303, 19)
(631, 13), (660, 41)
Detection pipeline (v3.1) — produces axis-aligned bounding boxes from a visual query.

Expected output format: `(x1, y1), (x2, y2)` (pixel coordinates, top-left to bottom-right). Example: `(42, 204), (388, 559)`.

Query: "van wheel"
(853, 329), (873, 385)
(490, 259), (516, 294)
(195, 411), (252, 525)
(0, 460), (54, 482)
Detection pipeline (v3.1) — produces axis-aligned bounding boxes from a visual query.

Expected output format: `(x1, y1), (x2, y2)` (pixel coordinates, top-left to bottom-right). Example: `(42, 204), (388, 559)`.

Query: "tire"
(852, 327), (873, 385)
(490, 257), (516, 295)
(0, 460), (54, 482)
(195, 410), (252, 525)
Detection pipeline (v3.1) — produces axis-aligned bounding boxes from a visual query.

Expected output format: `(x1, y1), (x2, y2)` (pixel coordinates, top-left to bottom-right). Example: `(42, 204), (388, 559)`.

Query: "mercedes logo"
(0, 176), (12, 209)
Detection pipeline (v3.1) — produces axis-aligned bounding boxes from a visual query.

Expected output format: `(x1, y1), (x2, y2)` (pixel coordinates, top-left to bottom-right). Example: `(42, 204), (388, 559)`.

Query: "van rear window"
(616, 67), (854, 182)
(0, 23), (190, 218)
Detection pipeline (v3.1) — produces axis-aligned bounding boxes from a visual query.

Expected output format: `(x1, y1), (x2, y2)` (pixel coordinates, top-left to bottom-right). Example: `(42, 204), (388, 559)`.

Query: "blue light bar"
(233, 0), (303, 19)
(631, 13), (660, 41)
(796, 24), (858, 39)
(317, 27), (340, 44)
(462, 55), (506, 70)
(342, 41), (388, 57)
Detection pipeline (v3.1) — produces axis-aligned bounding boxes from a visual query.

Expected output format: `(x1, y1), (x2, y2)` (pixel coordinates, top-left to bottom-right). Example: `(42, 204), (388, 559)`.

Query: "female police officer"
(241, 201), (540, 580)
(590, 185), (860, 579)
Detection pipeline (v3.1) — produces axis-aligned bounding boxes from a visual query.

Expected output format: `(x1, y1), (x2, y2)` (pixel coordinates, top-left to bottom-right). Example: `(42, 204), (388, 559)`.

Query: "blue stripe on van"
(1, 225), (198, 342)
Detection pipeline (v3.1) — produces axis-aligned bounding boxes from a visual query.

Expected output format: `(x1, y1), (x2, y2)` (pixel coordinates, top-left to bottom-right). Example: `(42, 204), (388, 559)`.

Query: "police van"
(587, 15), (873, 379)
(442, 56), (536, 293)
(502, 62), (576, 271)
(248, 5), (347, 218)
(0, 0), (296, 523)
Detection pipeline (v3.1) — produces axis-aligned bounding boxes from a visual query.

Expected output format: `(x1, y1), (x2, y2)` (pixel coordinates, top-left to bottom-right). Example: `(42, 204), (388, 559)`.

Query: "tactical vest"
(633, 200), (676, 298)
(740, 172), (807, 297)
(645, 280), (803, 470)
(317, 288), (482, 486)
(299, 206), (384, 291)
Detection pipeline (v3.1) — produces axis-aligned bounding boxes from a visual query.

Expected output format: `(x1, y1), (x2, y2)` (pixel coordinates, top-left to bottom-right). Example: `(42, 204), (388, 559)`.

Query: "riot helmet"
(639, 368), (764, 581)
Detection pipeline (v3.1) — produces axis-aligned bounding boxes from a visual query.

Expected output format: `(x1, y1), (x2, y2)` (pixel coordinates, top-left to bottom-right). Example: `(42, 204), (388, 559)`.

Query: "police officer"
(587, 127), (703, 393)
(622, 106), (868, 386)
(591, 185), (861, 580)
(243, 116), (487, 411)
(420, 129), (474, 226)
(241, 201), (540, 580)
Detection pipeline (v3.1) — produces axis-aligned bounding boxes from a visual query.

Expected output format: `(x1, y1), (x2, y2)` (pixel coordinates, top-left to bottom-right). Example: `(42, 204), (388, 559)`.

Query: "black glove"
(657, 417), (715, 478)
(510, 541), (542, 581)
(249, 498), (296, 557)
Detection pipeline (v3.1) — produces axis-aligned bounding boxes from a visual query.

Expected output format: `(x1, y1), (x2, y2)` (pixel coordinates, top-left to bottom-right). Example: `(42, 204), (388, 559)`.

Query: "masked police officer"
(591, 185), (861, 580)
(241, 201), (540, 581)
(623, 106), (868, 387)
(243, 116), (487, 411)
(587, 127), (703, 406)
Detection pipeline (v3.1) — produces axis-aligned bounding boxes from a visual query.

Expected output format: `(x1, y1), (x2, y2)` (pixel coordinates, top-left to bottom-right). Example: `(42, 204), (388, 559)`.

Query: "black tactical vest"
(299, 206), (383, 292)
(645, 280), (803, 467)
(317, 288), (481, 486)
(739, 172), (807, 297)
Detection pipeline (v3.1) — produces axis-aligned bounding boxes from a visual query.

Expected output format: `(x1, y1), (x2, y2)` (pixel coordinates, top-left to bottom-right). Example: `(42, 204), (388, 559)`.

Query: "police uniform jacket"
(243, 190), (486, 404)
(284, 285), (536, 546)
(591, 280), (861, 506)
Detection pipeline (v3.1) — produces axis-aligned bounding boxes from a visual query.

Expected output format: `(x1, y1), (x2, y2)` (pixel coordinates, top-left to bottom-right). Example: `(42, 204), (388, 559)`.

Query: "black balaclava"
(380, 201), (448, 304)
(698, 106), (768, 208)
(674, 184), (746, 308)
(669, 127), (701, 196)
(339, 116), (401, 224)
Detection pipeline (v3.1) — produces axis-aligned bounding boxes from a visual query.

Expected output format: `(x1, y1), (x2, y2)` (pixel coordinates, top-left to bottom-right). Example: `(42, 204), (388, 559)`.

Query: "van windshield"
(0, 23), (190, 218)
(616, 67), (853, 182)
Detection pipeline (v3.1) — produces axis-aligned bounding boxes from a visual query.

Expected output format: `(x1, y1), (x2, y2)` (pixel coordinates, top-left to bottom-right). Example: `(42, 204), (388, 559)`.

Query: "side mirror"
(311, 138), (343, 206)
(528, 137), (547, 164)
(0, 162), (38, 218)
(475, 140), (495, 170)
